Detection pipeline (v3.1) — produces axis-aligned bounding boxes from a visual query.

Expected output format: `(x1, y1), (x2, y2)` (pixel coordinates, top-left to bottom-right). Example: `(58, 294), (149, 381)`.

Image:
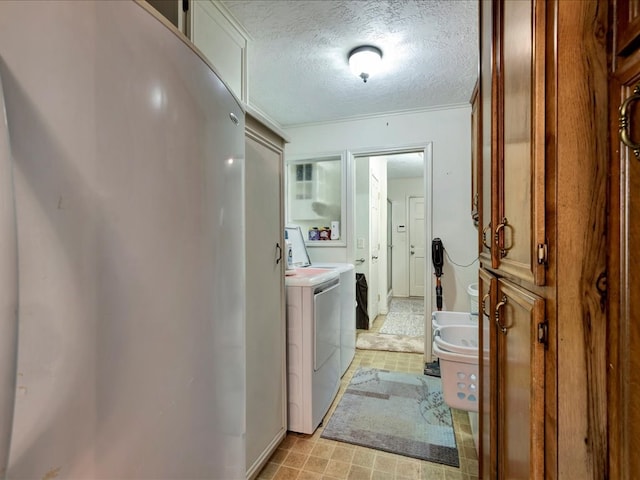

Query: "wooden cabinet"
(479, 1), (610, 479)
(494, 277), (545, 478)
(245, 114), (286, 479)
(479, 0), (638, 478)
(478, 1), (548, 473)
(479, 0), (547, 286)
(479, 266), (545, 479)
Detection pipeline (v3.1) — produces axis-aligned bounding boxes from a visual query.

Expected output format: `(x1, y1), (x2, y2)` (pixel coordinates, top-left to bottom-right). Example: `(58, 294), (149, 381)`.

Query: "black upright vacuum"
(432, 238), (444, 311)
(424, 238), (444, 377)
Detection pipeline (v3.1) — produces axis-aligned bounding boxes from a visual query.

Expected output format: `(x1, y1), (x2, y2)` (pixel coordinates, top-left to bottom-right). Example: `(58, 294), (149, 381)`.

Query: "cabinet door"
(478, 0), (494, 266)
(479, 268), (497, 478)
(245, 116), (286, 478)
(616, 0), (640, 57)
(492, 0), (547, 285)
(495, 279), (546, 479)
(189, 0), (248, 102)
(609, 5), (640, 477)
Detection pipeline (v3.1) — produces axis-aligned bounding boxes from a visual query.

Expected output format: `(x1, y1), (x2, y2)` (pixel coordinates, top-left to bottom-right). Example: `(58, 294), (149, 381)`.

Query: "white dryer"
(285, 226), (356, 378)
(285, 267), (341, 434)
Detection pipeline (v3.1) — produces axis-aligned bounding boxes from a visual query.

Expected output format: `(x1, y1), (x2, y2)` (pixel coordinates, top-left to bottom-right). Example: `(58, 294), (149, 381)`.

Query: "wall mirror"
(285, 153), (346, 246)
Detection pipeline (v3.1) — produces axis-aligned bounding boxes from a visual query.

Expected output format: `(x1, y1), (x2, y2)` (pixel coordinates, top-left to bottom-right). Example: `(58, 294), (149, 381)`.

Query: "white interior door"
(409, 196), (425, 297)
(369, 172), (380, 321)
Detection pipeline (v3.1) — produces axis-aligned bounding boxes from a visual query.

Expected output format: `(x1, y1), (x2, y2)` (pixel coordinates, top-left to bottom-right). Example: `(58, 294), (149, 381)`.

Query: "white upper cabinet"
(188, 0), (249, 103)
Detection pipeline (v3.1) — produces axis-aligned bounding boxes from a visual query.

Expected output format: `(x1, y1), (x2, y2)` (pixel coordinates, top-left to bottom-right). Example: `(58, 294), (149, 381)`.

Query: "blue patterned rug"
(321, 367), (459, 467)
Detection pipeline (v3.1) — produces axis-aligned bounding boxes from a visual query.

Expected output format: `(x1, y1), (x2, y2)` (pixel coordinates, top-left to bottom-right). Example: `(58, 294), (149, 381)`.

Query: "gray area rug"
(356, 332), (424, 353)
(388, 297), (425, 314)
(379, 311), (425, 336)
(321, 367), (459, 467)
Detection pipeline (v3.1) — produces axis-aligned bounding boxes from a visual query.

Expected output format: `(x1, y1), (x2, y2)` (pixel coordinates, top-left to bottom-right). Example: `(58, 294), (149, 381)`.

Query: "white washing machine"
(285, 226), (357, 378)
(313, 263), (355, 376)
(285, 267), (341, 434)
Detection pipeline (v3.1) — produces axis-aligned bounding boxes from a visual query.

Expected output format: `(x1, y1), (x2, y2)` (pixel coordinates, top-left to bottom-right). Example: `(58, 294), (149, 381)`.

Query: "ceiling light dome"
(348, 45), (383, 83)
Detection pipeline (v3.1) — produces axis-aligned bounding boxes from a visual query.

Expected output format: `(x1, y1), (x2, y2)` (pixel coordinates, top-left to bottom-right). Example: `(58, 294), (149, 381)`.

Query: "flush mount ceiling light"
(348, 45), (383, 83)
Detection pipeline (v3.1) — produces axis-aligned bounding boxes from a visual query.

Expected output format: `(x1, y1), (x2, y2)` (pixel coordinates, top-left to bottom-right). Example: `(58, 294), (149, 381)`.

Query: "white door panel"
(409, 197), (425, 297)
(369, 173), (380, 321)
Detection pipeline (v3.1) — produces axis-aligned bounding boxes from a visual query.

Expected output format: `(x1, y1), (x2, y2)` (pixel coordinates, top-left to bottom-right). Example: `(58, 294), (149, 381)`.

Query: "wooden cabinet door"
(609, 4), (640, 477)
(245, 116), (286, 478)
(616, 0), (640, 56)
(478, 0), (494, 266)
(491, 0), (547, 285)
(479, 268), (497, 478)
(495, 278), (546, 479)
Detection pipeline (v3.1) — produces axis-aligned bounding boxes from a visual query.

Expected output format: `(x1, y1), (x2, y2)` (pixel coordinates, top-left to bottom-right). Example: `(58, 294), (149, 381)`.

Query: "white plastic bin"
(434, 325), (478, 355)
(432, 311), (477, 330)
(468, 283), (479, 315)
(433, 342), (479, 412)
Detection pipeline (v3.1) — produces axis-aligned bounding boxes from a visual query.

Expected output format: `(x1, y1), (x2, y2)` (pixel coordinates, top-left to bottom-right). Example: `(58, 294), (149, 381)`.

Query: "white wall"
(284, 105), (478, 313)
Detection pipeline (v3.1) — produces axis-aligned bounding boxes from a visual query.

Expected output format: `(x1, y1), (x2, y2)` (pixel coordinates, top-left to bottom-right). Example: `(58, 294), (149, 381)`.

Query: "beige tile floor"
(258, 310), (479, 480)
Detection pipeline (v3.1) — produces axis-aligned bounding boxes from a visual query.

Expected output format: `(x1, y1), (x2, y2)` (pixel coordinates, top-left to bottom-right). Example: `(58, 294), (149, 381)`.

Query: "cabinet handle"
(275, 243), (282, 264)
(494, 295), (508, 335)
(482, 292), (490, 317)
(482, 223), (492, 250)
(494, 217), (512, 258)
(619, 83), (640, 159)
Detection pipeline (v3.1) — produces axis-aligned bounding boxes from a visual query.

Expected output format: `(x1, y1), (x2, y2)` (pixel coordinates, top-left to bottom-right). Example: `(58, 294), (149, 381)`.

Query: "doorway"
(351, 145), (432, 341)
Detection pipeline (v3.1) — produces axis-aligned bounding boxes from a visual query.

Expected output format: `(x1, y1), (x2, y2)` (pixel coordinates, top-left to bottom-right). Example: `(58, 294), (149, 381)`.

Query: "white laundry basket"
(432, 311), (477, 330)
(434, 325), (478, 355)
(430, 312), (478, 363)
(433, 342), (479, 412)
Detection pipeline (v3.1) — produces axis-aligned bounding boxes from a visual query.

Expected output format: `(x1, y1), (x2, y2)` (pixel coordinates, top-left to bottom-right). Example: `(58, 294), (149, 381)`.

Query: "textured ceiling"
(221, 0), (479, 127)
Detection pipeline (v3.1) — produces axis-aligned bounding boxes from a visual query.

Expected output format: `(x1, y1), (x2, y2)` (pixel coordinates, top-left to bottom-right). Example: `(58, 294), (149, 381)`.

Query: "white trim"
(245, 104), (291, 143)
(284, 104), (470, 129)
(423, 143), (434, 364)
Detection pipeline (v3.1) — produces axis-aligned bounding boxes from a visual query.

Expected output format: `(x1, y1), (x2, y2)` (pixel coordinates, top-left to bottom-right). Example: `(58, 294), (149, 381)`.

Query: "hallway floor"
(257, 302), (479, 480)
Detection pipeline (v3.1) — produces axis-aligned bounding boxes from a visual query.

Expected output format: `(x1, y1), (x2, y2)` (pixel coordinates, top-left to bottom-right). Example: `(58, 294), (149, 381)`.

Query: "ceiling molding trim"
(282, 102), (471, 130)
(244, 103), (291, 143)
